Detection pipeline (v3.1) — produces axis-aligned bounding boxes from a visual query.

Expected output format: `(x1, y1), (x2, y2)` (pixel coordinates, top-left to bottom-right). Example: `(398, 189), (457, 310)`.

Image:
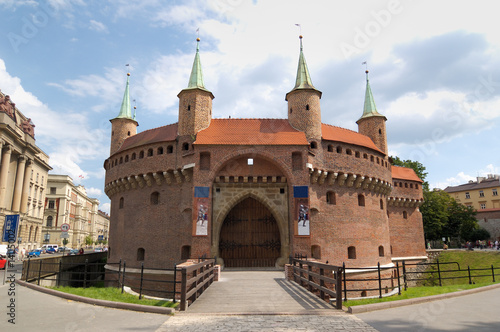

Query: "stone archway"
(219, 197), (281, 267)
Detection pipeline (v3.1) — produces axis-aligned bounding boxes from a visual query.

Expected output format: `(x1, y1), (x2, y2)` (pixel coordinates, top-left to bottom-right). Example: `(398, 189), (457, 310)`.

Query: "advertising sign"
(2, 214), (20, 242)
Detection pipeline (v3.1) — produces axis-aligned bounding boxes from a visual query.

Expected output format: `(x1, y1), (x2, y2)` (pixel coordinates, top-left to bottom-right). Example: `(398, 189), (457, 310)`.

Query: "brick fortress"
(104, 36), (427, 274)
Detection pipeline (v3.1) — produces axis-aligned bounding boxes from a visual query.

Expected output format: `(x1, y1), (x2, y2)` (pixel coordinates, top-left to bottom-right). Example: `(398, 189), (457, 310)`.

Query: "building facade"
(104, 37), (426, 271)
(43, 174), (109, 248)
(1, 90), (51, 250)
(444, 174), (500, 240)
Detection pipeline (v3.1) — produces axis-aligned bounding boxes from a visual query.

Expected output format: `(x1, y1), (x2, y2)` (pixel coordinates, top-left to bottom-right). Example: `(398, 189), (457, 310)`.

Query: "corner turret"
(286, 35), (322, 141)
(109, 73), (138, 155)
(177, 38), (214, 136)
(356, 70), (388, 155)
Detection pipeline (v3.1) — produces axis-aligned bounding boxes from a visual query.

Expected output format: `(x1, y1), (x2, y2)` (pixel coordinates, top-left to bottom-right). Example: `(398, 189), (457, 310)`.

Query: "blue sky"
(1, 0), (499, 213)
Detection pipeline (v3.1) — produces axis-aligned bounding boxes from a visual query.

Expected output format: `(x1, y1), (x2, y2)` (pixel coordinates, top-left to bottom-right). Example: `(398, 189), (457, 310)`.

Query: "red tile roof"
(116, 123), (178, 153)
(391, 165), (423, 182)
(321, 124), (383, 153)
(195, 119), (309, 145)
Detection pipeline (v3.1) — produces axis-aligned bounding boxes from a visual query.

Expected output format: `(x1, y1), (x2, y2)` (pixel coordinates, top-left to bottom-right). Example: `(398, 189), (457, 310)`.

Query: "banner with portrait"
(193, 187), (210, 236)
(293, 186), (310, 236)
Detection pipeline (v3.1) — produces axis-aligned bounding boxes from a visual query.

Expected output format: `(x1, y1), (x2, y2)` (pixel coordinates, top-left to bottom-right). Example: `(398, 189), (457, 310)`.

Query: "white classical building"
(43, 174), (109, 249)
(0, 89), (51, 250)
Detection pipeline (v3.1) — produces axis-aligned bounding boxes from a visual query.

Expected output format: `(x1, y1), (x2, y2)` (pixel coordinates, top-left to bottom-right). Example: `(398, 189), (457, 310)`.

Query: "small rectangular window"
(465, 192), (470, 199)
(247, 158), (253, 166)
(50, 187), (56, 194)
(479, 190), (484, 197)
(493, 189), (498, 196)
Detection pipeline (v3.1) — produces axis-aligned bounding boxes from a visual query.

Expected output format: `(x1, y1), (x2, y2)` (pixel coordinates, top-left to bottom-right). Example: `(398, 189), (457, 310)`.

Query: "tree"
(390, 156), (429, 190)
(420, 190), (452, 240)
(84, 235), (93, 246)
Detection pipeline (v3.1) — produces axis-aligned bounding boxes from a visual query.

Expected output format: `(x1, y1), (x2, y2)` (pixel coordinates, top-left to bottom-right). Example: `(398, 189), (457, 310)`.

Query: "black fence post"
(139, 262), (144, 300)
(377, 262), (382, 299)
(121, 261), (126, 293)
(57, 260), (62, 287)
(118, 259), (122, 289)
(335, 266), (343, 310)
(26, 258), (31, 282)
(437, 259), (442, 286)
(84, 259), (88, 288)
(173, 263), (177, 303)
(343, 262), (347, 302)
(402, 260), (407, 291)
(468, 266), (472, 284)
(491, 265), (495, 283)
(37, 260), (42, 286)
(396, 261), (401, 295)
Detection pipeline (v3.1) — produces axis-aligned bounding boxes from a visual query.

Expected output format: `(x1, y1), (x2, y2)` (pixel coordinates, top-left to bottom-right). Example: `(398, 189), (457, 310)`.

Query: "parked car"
(45, 247), (57, 254)
(27, 249), (42, 258)
(94, 247), (103, 252)
(67, 249), (79, 256)
(0, 255), (8, 269)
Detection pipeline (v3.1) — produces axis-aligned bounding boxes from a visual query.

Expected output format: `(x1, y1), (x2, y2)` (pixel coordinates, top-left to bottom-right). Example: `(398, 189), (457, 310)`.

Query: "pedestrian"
(21, 247), (26, 261)
(79, 247), (84, 255)
(495, 240), (499, 250)
(427, 242), (431, 250)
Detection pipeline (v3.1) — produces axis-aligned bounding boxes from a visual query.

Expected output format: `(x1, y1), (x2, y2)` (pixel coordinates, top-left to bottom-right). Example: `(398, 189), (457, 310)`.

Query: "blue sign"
(98, 235), (104, 240)
(2, 214), (20, 242)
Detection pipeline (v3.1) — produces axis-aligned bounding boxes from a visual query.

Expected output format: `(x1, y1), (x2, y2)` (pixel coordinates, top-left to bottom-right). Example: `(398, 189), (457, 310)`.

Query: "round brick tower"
(110, 73), (138, 155)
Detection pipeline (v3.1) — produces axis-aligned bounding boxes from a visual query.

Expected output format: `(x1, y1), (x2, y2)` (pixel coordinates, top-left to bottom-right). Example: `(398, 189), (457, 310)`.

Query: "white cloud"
(100, 202), (110, 214)
(86, 187), (103, 197)
(89, 19), (108, 33)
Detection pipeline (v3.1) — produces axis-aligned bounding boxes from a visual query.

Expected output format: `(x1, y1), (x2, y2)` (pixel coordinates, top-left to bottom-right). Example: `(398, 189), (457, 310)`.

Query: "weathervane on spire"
(125, 63), (130, 76)
(362, 61), (369, 80)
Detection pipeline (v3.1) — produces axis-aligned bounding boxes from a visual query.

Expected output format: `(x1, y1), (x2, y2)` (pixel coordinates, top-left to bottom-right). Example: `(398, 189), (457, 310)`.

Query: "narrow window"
(200, 152), (211, 170)
(355, 151), (360, 158)
(119, 157), (123, 164)
(465, 192), (470, 199)
(125, 155), (129, 162)
(306, 104), (310, 110)
(150, 192), (159, 205)
(147, 149), (153, 157)
(370, 156), (374, 162)
(119, 197), (124, 209)
(479, 190), (484, 197)
(358, 194), (365, 207)
(310, 142), (317, 149)
(327, 145), (333, 152)
(410, 183), (413, 188)
(181, 246), (191, 260)
(311, 245), (321, 259)
(327, 191), (336, 205)
(403, 211), (408, 219)
(182, 143), (189, 151)
(48, 200), (55, 209)
(46, 216), (53, 227)
(157, 147), (164, 155)
(139, 151), (144, 159)
(187, 105), (191, 111)
(167, 145), (173, 154)
(127, 131), (131, 136)
(346, 149), (352, 155)
(348, 246), (356, 259)
(292, 152), (302, 171)
(336, 146), (342, 154)
(380, 199), (384, 210)
(405, 183), (408, 188)
(363, 153), (368, 159)
(137, 248), (145, 261)
(378, 246), (384, 257)
(131, 153), (136, 160)
(289, 107), (293, 114)
(379, 128), (382, 134)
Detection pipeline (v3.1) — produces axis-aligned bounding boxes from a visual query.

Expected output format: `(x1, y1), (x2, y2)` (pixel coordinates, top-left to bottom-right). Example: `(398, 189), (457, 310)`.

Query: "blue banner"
(2, 214), (20, 242)
(194, 186), (210, 198)
(293, 186), (309, 198)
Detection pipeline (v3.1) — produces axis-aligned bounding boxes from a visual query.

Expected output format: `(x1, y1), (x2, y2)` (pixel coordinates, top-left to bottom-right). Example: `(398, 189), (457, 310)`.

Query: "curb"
(348, 282), (500, 314)
(16, 279), (176, 315)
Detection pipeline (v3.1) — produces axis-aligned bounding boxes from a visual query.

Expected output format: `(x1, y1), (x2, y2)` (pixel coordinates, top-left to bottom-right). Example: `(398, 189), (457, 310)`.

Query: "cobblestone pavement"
(156, 313), (379, 332)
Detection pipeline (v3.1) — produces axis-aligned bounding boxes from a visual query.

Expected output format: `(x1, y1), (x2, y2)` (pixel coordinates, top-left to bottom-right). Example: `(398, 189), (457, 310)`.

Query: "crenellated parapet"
(308, 166), (393, 195)
(387, 196), (423, 208)
(104, 167), (193, 197)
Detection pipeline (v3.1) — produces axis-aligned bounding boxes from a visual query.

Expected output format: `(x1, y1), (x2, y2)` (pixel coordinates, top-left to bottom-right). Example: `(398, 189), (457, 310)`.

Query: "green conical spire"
(114, 73), (133, 119)
(293, 35), (316, 90)
(187, 38), (205, 89)
(358, 70), (386, 121)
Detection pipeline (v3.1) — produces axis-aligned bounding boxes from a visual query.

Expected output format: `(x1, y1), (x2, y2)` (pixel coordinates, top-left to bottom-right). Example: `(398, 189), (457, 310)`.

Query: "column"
(11, 155), (27, 212)
(0, 140), (3, 166)
(0, 145), (12, 209)
(20, 159), (33, 214)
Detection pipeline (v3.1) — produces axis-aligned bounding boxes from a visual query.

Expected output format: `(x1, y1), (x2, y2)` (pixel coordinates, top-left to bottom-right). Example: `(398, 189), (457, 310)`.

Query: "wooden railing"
(290, 258), (343, 309)
(179, 259), (216, 311)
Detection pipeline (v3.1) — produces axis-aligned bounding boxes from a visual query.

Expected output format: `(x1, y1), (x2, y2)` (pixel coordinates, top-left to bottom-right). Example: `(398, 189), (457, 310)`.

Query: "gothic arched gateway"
(219, 197), (281, 267)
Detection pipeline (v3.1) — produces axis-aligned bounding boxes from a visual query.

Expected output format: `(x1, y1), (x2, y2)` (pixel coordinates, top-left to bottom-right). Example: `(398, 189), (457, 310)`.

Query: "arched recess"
(212, 192), (289, 267)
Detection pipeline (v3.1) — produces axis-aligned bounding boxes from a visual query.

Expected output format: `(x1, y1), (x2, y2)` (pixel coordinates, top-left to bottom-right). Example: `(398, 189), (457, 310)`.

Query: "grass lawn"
(344, 250), (500, 308)
(49, 284), (178, 308)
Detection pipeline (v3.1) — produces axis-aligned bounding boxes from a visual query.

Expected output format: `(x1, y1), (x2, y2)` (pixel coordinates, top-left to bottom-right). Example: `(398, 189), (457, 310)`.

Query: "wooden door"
(219, 197), (280, 267)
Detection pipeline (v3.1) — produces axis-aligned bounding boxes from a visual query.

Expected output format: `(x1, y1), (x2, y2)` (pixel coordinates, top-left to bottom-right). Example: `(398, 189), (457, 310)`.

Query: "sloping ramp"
(184, 270), (340, 314)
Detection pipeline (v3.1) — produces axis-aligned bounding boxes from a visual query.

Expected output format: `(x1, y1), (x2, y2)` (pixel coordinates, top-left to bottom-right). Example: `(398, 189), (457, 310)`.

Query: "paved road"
(357, 285), (500, 332)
